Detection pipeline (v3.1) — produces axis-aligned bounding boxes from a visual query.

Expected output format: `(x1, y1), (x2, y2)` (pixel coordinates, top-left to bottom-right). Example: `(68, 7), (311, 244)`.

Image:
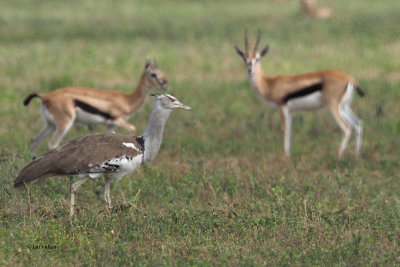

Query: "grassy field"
(1, 0), (400, 265)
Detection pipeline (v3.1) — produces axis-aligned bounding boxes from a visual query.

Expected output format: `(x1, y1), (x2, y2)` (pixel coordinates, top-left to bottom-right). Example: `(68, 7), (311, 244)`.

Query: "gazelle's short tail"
(23, 93), (40, 106)
(355, 86), (365, 97)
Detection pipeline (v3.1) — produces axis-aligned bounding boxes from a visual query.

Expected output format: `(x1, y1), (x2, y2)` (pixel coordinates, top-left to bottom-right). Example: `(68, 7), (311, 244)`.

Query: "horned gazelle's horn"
(254, 30), (261, 52)
(245, 30), (249, 52)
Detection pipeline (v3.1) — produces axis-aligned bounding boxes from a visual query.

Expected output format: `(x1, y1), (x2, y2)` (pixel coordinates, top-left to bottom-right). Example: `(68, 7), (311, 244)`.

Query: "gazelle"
(24, 58), (169, 152)
(300, 0), (333, 19)
(234, 31), (364, 158)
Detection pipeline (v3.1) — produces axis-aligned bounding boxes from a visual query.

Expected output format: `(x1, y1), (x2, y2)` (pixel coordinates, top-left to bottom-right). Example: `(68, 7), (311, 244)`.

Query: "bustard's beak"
(177, 102), (192, 111)
(174, 99), (192, 110)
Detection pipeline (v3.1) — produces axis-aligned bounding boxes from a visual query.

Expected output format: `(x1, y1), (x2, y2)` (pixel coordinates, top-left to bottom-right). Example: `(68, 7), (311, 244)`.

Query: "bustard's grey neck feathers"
(142, 101), (172, 163)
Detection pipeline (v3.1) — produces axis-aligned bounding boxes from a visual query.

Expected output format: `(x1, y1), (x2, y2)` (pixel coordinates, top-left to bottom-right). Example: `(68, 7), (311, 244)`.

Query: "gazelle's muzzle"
(160, 80), (169, 90)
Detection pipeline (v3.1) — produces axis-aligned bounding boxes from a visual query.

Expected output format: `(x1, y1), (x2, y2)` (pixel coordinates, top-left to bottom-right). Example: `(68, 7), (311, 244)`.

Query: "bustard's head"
(234, 30), (270, 76)
(144, 58), (169, 91)
(151, 94), (192, 110)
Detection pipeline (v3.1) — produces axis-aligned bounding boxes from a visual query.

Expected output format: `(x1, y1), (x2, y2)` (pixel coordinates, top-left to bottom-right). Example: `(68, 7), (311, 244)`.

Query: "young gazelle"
(234, 31), (364, 158)
(24, 59), (169, 152)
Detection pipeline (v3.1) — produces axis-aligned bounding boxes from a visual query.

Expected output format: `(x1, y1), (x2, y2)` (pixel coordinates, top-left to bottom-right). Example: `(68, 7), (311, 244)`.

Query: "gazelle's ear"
(145, 57), (152, 70)
(260, 45), (270, 58)
(234, 45), (246, 62)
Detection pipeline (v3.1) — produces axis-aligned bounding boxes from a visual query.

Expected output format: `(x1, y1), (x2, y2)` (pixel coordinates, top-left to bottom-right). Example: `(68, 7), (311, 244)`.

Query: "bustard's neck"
(142, 102), (172, 163)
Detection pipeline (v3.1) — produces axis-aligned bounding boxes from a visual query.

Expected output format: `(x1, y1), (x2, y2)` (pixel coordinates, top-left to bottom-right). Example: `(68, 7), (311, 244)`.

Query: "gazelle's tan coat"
(300, 0), (333, 19)
(24, 59), (169, 152)
(235, 31), (364, 158)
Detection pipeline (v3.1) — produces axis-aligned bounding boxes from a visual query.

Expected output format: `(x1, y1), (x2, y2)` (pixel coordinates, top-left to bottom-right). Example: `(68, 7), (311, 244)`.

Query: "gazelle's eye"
(151, 73), (157, 78)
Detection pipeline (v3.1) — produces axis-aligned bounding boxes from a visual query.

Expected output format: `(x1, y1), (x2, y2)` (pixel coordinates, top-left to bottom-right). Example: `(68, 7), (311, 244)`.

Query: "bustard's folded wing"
(14, 133), (144, 188)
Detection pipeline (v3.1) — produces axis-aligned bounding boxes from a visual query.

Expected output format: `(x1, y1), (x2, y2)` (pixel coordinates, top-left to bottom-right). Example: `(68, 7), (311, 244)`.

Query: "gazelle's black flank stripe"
(282, 83), (323, 104)
(74, 99), (115, 120)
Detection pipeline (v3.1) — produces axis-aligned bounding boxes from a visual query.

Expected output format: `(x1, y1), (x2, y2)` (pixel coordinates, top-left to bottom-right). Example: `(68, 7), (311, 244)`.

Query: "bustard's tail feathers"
(14, 173), (54, 189)
(13, 157), (55, 189)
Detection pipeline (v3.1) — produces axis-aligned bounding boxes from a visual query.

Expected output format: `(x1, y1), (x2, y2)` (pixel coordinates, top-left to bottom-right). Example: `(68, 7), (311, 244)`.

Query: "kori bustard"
(14, 94), (191, 217)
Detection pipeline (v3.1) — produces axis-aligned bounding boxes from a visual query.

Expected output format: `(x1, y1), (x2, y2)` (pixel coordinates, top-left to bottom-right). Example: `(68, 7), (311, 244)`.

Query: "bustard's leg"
(280, 106), (292, 157)
(330, 106), (352, 159)
(70, 177), (89, 217)
(104, 176), (113, 211)
(342, 105), (363, 157)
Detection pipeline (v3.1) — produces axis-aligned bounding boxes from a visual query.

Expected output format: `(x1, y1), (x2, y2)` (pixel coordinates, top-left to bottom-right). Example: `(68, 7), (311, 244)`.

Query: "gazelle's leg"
(104, 176), (113, 211)
(70, 177), (89, 217)
(48, 114), (75, 149)
(114, 117), (136, 135)
(106, 125), (115, 133)
(342, 105), (363, 157)
(30, 123), (55, 152)
(329, 105), (352, 159)
(30, 105), (56, 152)
(280, 106), (292, 157)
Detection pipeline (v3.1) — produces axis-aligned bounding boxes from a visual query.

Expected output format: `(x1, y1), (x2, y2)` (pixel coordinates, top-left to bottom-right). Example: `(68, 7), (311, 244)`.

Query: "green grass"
(1, 0), (400, 265)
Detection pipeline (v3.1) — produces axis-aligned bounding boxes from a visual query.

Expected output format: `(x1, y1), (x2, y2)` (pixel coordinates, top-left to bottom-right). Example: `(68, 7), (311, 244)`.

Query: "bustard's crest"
(151, 94), (192, 110)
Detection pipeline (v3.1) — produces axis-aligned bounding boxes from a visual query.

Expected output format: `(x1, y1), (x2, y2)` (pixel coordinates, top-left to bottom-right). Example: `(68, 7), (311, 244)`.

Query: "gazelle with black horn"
(14, 94), (192, 217)
(24, 58), (169, 152)
(234, 31), (364, 158)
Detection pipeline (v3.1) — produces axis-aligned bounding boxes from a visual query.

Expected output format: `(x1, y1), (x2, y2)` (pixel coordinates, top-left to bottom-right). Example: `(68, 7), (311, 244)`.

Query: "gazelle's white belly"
(75, 108), (110, 124)
(256, 93), (278, 109)
(287, 91), (323, 111)
(250, 82), (279, 109)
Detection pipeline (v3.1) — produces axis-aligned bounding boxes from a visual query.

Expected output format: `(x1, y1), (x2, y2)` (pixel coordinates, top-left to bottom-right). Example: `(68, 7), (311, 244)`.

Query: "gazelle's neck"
(127, 73), (149, 111)
(142, 102), (172, 163)
(249, 64), (270, 97)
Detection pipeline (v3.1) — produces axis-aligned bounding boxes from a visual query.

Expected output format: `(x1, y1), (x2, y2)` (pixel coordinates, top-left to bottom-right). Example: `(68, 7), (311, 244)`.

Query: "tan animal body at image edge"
(235, 31), (364, 158)
(300, 0), (333, 19)
(24, 58), (169, 152)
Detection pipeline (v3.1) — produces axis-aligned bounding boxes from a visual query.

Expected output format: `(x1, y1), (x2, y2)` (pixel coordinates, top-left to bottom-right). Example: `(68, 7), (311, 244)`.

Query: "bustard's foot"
(70, 205), (76, 218)
(104, 201), (112, 213)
